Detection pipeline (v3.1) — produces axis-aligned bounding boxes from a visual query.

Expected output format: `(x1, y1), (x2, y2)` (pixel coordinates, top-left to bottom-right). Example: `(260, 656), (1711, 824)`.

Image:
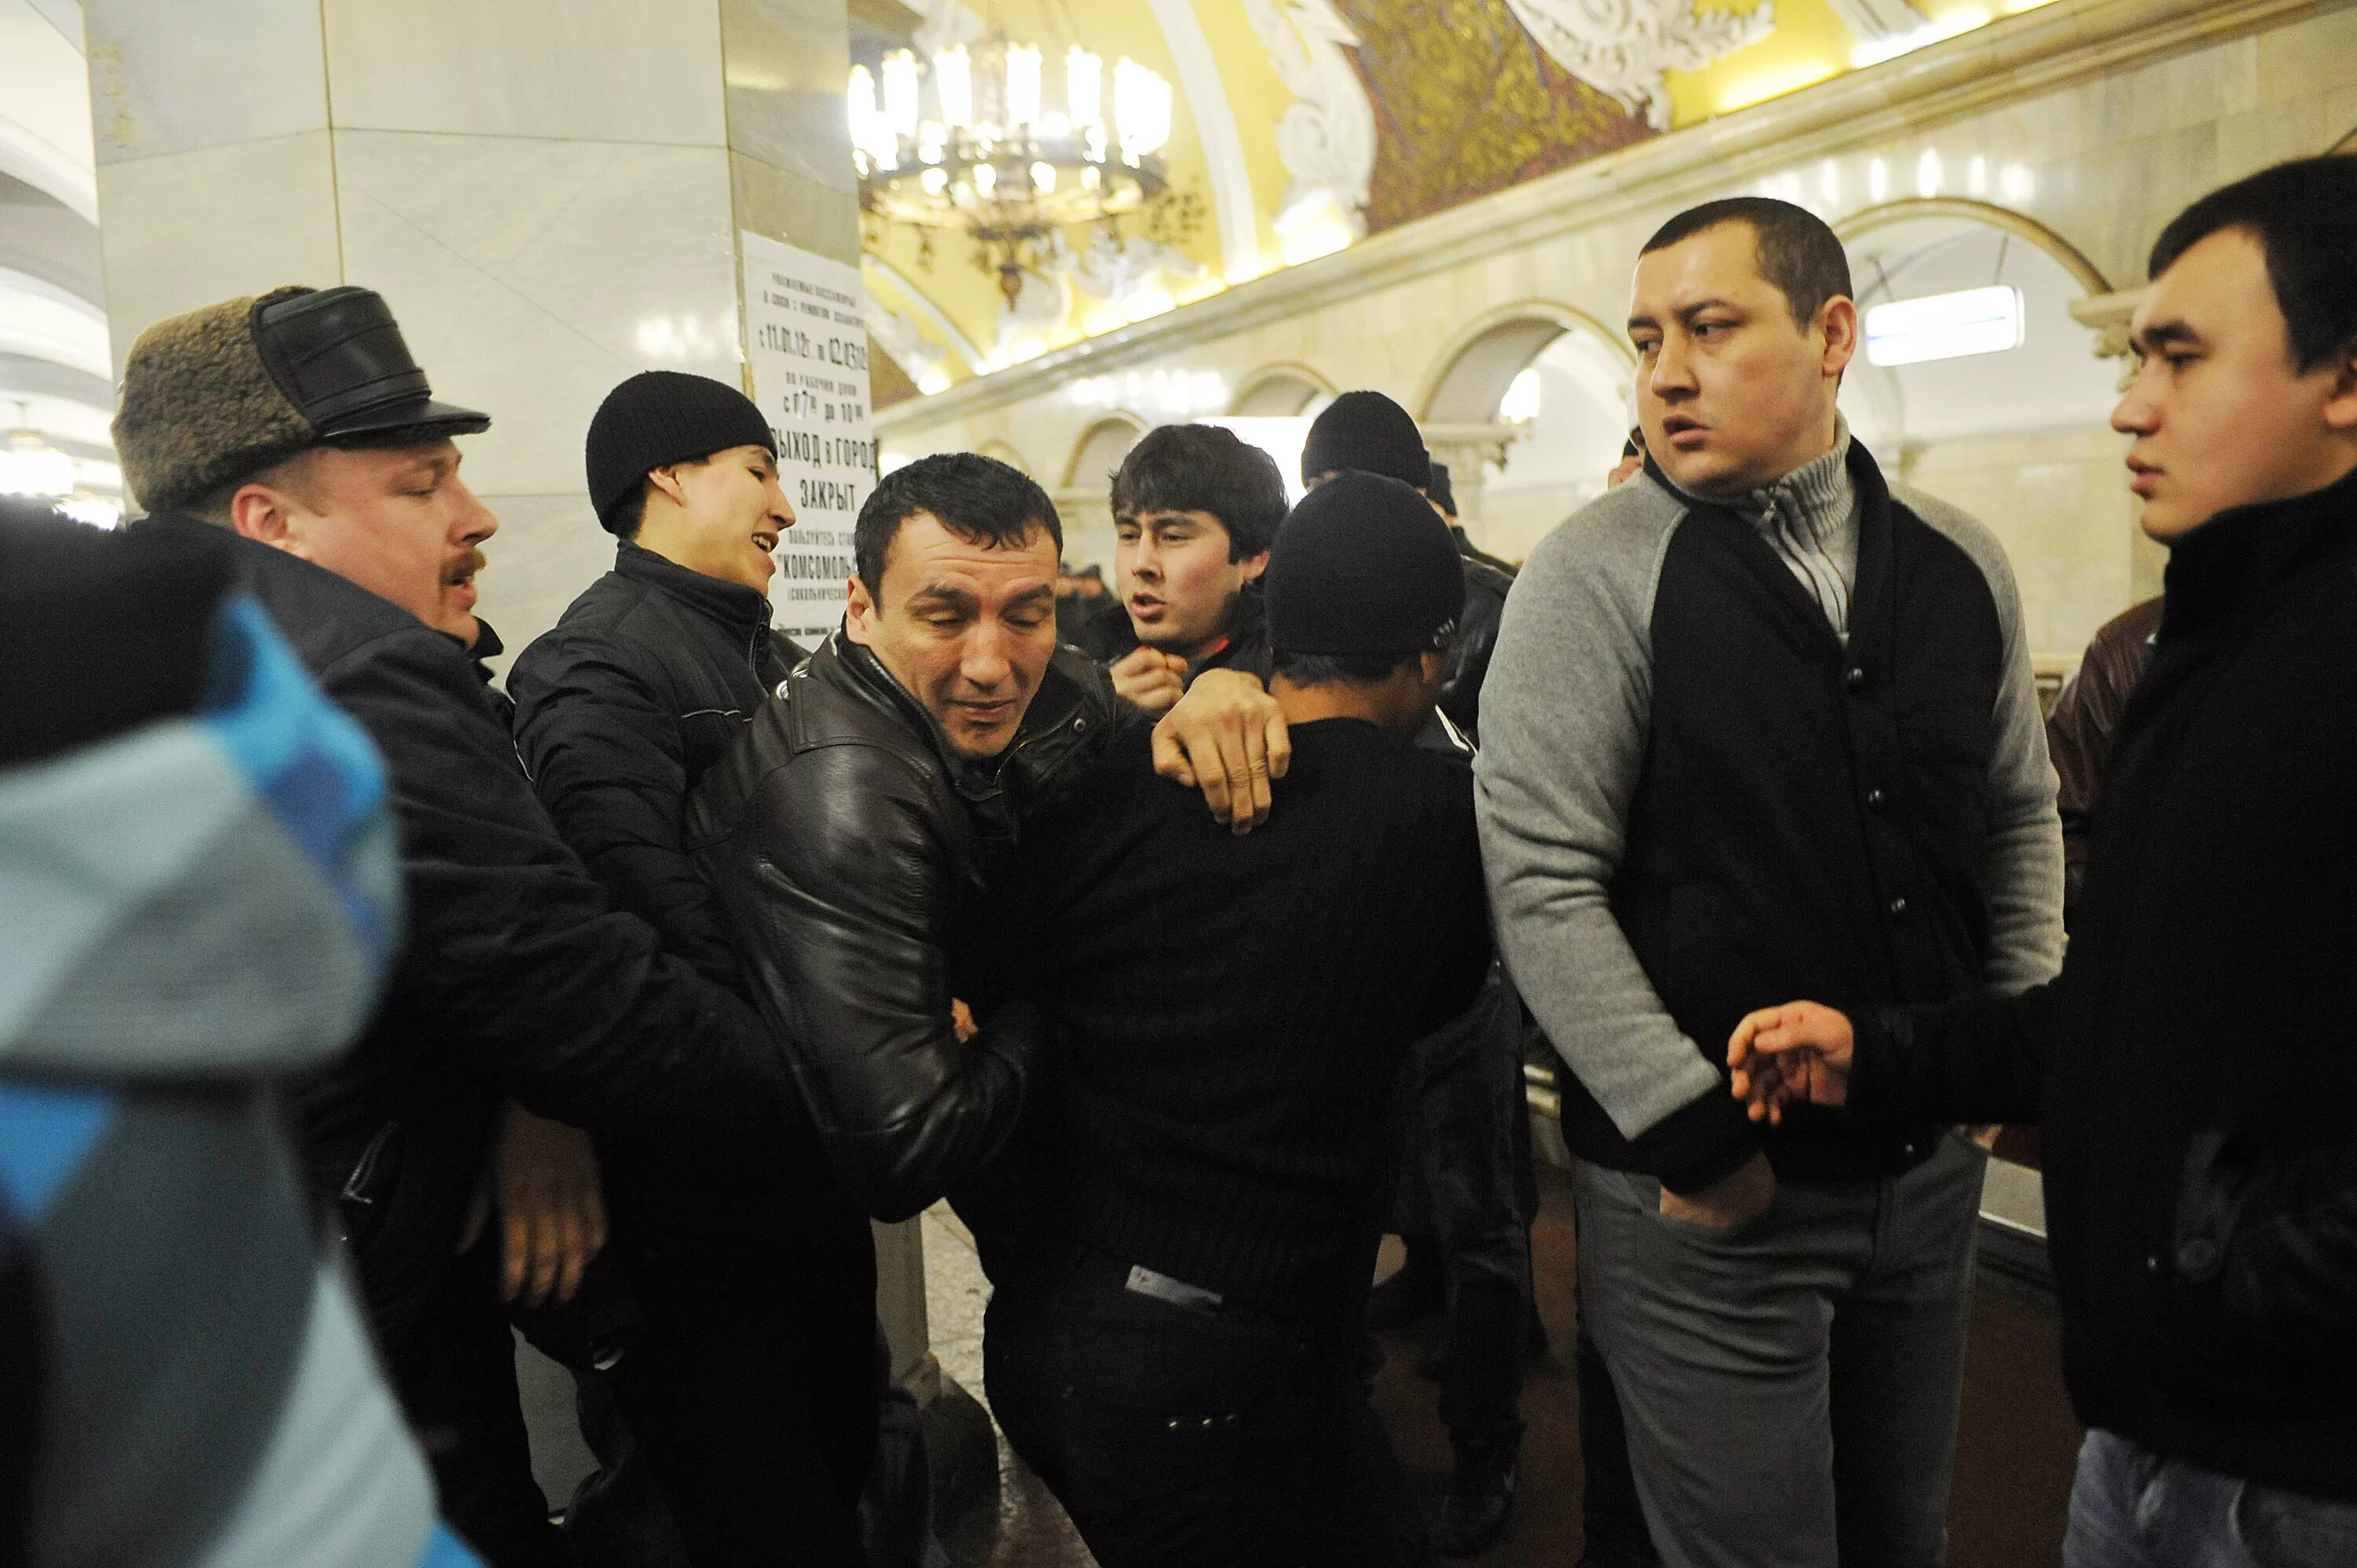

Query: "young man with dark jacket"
(507, 370), (891, 1566)
(687, 453), (1289, 1233)
(979, 471), (1492, 1568)
(1730, 156), (2357, 1567)
(1477, 198), (2063, 1568)
(107, 287), (810, 1568)
(1084, 423), (1285, 712)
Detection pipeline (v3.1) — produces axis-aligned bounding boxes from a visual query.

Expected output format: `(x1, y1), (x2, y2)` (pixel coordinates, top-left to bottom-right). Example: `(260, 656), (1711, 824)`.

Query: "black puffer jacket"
(126, 516), (797, 1291)
(687, 635), (1121, 1222)
(509, 541), (804, 986)
(1847, 467), (2357, 1501)
(1441, 530), (1515, 743)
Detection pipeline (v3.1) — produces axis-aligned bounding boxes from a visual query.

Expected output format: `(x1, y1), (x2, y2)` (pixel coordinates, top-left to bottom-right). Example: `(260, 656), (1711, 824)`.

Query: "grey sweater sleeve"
(1475, 482), (1742, 1159)
(1895, 484), (2066, 995)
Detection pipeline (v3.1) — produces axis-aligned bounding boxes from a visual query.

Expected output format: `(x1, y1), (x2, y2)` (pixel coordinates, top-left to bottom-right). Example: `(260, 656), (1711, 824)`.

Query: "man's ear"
(1818, 295), (1860, 380)
(842, 573), (878, 647)
(1237, 549), (1271, 586)
(228, 482), (297, 550)
(644, 464), (690, 508)
(2320, 340), (2357, 435)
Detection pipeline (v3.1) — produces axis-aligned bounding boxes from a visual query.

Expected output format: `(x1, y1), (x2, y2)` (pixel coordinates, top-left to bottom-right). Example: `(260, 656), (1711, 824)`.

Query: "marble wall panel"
(730, 151), (860, 269)
(84, 0), (326, 164)
(94, 131), (343, 378)
(720, 0), (854, 200)
(334, 130), (741, 497)
(319, 0), (727, 147)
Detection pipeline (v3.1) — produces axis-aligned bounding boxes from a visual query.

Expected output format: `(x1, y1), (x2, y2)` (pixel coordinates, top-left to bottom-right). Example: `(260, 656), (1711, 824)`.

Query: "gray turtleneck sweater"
(1721, 427), (1861, 643)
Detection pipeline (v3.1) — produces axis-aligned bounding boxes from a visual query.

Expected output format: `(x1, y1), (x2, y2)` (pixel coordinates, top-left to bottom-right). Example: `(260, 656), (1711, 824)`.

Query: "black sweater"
(1849, 467), (2357, 1501)
(988, 718), (1491, 1319)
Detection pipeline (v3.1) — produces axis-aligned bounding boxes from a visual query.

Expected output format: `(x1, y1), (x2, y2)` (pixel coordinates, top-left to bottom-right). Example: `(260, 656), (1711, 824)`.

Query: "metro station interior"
(5, 1), (2355, 1565)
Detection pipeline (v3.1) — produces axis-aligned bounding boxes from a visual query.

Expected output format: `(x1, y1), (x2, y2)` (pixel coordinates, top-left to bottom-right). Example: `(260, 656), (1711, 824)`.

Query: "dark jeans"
(1391, 972), (1534, 1464)
(371, 1237), (572, 1568)
(606, 1222), (881, 1568)
(2064, 1430), (2357, 1568)
(985, 1244), (1434, 1568)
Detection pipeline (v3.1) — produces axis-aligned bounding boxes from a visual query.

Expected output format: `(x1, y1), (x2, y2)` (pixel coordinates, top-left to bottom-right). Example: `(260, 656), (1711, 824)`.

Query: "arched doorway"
(1059, 415), (1149, 570)
(1230, 364), (1337, 418)
(1417, 304), (1634, 564)
(1835, 200), (2138, 665)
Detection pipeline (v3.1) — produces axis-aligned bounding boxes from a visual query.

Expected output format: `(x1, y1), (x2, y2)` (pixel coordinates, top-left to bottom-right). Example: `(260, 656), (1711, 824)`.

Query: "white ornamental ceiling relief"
(1241, 0), (1378, 242)
(1501, 0), (1776, 130)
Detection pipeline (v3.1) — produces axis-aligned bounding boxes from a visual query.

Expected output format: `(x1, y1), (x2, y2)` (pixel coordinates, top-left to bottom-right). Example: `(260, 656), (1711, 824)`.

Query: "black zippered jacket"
(1848, 468), (2357, 1501)
(126, 517), (797, 1281)
(510, 541), (804, 987)
(687, 634), (1121, 1222)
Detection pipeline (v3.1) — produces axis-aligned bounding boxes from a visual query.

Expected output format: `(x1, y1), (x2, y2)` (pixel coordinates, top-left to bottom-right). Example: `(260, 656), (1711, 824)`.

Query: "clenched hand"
(1727, 1001), (1857, 1124)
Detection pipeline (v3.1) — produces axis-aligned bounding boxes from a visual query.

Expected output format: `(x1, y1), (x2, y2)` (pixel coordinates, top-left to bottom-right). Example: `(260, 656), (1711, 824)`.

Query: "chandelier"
(848, 37), (1175, 305)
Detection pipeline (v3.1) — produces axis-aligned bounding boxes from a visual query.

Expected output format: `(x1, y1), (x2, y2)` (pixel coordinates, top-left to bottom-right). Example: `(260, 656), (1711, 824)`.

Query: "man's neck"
(1271, 675), (1413, 731)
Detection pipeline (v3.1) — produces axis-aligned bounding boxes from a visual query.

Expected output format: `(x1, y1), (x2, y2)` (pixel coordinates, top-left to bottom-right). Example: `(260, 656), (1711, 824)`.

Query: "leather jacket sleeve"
(2047, 598), (2161, 920)
(703, 738), (1038, 1222)
(510, 625), (744, 987)
(1439, 562), (1512, 742)
(317, 626), (793, 1138)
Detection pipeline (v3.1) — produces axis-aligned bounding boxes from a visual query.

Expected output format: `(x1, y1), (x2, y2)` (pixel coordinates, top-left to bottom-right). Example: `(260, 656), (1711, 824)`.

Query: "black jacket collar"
(827, 631), (1101, 790)
(614, 539), (775, 639)
(2157, 464), (2357, 642)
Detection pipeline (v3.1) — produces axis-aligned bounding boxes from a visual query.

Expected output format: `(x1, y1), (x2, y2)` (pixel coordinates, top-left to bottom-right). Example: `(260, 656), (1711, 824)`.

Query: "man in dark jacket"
(1730, 156), (2357, 1566)
(1083, 423), (1285, 710)
(979, 472), (1492, 1568)
(508, 370), (889, 1565)
(1478, 198), (2062, 1568)
(108, 285), (808, 1568)
(688, 452), (1291, 1234)
(2044, 595), (2161, 925)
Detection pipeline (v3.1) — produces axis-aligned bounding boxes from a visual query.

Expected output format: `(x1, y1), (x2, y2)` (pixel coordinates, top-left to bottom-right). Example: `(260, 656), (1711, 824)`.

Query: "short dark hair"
(1270, 648), (1419, 687)
(856, 452), (1061, 595)
(607, 478), (653, 540)
(1640, 197), (1853, 328)
(1109, 424), (1288, 561)
(188, 448), (324, 528)
(2149, 156), (2357, 373)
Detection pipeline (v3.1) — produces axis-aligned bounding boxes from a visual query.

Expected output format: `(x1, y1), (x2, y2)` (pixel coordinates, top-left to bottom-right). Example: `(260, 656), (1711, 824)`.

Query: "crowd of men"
(2, 153), (2352, 1568)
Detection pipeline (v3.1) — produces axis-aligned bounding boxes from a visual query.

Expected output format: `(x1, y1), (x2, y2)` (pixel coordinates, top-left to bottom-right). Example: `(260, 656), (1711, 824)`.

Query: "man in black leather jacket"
(688, 452), (1290, 1236)
(108, 286), (807, 1568)
(510, 371), (888, 1566)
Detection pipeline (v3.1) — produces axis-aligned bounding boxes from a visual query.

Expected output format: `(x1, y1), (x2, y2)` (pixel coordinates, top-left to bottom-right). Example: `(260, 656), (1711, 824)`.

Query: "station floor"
(520, 1160), (2084, 1566)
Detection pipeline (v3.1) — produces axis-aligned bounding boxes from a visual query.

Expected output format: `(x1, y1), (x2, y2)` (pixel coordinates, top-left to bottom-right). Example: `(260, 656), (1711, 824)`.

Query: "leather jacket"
(687, 633), (1121, 1222)
(2046, 595), (2161, 922)
(1441, 530), (1516, 743)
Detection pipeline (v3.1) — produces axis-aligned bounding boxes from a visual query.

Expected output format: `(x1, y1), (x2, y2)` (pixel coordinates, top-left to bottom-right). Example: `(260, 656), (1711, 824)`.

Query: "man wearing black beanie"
(1308, 401), (1538, 1555)
(508, 370), (893, 1565)
(975, 471), (1493, 1567)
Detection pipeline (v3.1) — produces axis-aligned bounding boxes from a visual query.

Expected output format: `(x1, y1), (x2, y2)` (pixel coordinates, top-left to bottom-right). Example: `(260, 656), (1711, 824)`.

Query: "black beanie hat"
(1267, 471), (1464, 658)
(585, 370), (775, 532)
(1300, 390), (1431, 489)
(1426, 460), (1457, 518)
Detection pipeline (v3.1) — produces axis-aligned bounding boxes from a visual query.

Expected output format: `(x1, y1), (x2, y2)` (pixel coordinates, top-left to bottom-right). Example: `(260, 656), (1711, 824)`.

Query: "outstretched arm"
(1150, 667), (1292, 832)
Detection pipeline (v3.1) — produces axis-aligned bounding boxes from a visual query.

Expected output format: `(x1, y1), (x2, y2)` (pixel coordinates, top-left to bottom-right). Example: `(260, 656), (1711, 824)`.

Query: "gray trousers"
(1571, 1133), (1987, 1568)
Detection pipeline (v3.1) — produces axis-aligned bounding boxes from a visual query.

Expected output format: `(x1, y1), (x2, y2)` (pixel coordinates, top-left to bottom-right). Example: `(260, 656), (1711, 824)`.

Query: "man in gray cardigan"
(1475, 197), (2062, 1568)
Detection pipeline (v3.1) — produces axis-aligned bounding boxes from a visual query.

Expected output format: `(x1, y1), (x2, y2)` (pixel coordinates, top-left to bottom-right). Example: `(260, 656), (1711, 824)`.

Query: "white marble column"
(86, 0), (940, 1405)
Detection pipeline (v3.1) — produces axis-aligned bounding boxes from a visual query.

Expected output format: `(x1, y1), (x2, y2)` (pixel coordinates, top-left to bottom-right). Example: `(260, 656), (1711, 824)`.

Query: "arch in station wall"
(974, 438), (1032, 476)
(1061, 413), (1152, 491)
(1230, 362), (1338, 417)
(1832, 197), (2139, 663)
(1832, 198), (2111, 297)
(1413, 301), (1634, 427)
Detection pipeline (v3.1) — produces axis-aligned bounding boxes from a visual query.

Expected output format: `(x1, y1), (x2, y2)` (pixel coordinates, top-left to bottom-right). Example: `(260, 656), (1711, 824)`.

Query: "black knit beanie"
(1300, 390), (1431, 489)
(1267, 471), (1464, 657)
(585, 370), (775, 532)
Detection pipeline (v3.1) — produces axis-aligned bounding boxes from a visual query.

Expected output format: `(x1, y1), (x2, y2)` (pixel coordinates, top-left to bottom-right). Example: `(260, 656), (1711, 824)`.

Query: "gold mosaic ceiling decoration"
(1336, 0), (1656, 236)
